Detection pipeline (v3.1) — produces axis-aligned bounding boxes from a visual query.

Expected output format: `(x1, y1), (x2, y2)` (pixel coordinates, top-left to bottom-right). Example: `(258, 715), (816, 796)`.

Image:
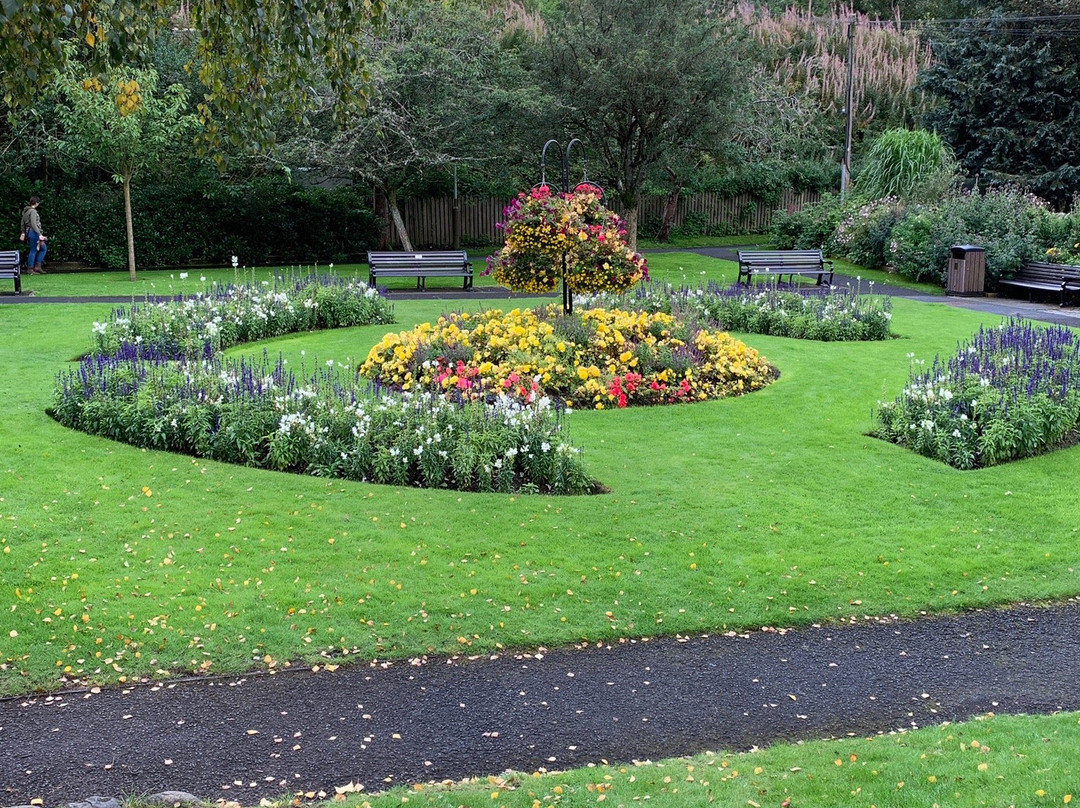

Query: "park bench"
(0, 250), (21, 295)
(737, 249), (834, 286)
(367, 250), (473, 291)
(997, 260), (1080, 307)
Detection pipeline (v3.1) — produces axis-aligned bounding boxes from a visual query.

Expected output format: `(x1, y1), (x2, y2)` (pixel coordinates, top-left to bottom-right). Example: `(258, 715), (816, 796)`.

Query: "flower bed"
(54, 275), (599, 495)
(583, 280), (893, 341)
(360, 305), (777, 409)
(873, 319), (1080, 468)
(50, 349), (600, 495)
(90, 271), (395, 359)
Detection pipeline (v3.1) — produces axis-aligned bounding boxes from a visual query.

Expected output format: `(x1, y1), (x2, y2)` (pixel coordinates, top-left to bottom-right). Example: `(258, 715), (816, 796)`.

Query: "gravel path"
(4, 602), (1080, 804)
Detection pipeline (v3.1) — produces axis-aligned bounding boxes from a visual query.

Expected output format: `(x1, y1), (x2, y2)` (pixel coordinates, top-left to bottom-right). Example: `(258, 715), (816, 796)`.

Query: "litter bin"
(947, 245), (985, 296)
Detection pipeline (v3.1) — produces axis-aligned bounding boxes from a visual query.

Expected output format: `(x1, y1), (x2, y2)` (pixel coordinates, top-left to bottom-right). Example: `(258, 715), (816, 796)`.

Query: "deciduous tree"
(49, 64), (197, 279)
(286, 0), (543, 250)
(539, 0), (743, 249)
(0, 0), (385, 156)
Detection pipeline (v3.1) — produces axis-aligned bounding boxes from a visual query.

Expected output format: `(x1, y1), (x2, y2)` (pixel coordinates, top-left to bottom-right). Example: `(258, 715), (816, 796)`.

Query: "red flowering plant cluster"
(486, 184), (649, 296)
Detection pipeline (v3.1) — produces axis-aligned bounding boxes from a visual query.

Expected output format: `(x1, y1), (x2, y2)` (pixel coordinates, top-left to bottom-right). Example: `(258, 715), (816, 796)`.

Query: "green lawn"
(3, 252), (1076, 806)
(338, 712), (1078, 808)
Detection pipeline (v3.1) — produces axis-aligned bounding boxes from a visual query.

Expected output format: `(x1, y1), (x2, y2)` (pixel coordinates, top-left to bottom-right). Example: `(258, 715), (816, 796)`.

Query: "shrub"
(586, 280), (893, 342)
(887, 202), (959, 284)
(873, 318), (1080, 469)
(768, 194), (844, 251)
(14, 169), (383, 268)
(671, 211), (711, 238)
(887, 188), (1043, 286)
(830, 196), (905, 269)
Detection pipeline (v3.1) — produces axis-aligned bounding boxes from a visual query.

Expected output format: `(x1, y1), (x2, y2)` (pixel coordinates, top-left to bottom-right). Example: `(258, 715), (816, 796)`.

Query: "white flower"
(231, 256), (239, 268)
(179, 272), (188, 280)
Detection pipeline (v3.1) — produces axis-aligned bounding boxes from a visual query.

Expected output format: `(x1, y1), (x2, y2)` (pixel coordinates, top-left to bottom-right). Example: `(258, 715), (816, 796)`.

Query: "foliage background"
(4, 170), (382, 268)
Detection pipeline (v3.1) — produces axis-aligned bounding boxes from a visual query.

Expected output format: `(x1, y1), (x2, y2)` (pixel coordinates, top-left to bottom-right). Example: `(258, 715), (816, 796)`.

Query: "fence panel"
(387, 190), (820, 249)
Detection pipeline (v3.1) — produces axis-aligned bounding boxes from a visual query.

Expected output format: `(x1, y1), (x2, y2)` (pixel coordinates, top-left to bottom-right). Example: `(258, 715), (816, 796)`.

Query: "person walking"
(19, 196), (48, 274)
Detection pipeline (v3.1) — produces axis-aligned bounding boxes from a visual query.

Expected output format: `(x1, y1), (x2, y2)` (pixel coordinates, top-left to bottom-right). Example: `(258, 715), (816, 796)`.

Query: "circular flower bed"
(360, 305), (777, 409)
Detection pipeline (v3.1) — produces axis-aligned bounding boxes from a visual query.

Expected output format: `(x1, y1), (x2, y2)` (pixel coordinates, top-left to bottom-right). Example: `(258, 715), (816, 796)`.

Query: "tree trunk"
(657, 170), (683, 242)
(625, 202), (640, 254)
(123, 175), (136, 281)
(373, 187), (391, 249)
(386, 187), (413, 251)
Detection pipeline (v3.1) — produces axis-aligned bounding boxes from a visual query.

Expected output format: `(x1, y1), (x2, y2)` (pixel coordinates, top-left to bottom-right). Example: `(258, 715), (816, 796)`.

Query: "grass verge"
(308, 711), (1079, 808)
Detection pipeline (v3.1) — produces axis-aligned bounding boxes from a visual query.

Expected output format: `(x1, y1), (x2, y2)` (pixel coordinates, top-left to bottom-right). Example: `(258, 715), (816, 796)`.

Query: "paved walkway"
(4, 602), (1080, 804)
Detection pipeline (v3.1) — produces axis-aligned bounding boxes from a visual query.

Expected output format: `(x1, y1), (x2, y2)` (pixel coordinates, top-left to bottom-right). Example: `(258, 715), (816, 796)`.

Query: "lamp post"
(538, 138), (597, 314)
(841, 17), (855, 201)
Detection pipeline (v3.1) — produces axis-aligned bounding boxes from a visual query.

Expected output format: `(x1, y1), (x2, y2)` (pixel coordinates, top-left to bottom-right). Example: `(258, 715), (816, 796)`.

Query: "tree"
(49, 64), (197, 279)
(920, 11), (1080, 207)
(0, 0), (386, 156)
(285, 0), (544, 250)
(732, 5), (931, 192)
(539, 0), (743, 249)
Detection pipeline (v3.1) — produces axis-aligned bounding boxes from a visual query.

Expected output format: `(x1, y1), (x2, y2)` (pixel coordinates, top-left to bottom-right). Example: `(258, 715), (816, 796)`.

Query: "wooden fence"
(387, 189), (821, 249)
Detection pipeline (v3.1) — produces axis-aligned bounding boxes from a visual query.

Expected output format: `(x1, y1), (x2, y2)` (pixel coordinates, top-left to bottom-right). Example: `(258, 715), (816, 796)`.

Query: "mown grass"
(4, 253), (1078, 695)
(18, 260), (508, 297)
(3, 252), (1078, 805)
(638, 233), (771, 249)
(310, 712), (1078, 808)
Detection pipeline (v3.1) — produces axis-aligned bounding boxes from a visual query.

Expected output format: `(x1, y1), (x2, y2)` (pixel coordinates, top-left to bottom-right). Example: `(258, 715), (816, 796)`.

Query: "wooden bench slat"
(736, 249), (834, 286)
(367, 250), (473, 291)
(999, 261), (1080, 306)
(0, 249), (22, 295)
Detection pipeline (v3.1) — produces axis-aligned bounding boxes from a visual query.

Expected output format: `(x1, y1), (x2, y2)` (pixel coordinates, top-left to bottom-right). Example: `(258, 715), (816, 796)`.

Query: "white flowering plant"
(873, 319), (1080, 468)
(57, 307), (599, 494)
(89, 271), (394, 359)
(583, 280), (893, 342)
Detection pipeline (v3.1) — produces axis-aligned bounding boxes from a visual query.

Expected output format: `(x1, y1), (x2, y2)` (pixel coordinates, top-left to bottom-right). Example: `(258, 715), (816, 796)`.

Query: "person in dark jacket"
(19, 196), (48, 274)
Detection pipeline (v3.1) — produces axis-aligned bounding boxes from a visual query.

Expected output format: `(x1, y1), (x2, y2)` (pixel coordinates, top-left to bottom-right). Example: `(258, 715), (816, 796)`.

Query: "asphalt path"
(3, 602), (1080, 804)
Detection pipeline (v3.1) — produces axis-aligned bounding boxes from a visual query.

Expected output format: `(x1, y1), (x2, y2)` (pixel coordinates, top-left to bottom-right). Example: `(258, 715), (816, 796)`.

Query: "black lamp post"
(537, 138), (599, 315)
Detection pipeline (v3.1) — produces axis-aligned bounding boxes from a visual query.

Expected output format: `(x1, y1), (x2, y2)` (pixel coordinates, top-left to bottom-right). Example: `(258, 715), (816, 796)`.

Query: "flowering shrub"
(90, 271), (395, 359)
(360, 305), (776, 409)
(887, 190), (1047, 287)
(873, 319), (1080, 469)
(585, 281), (893, 342)
(50, 349), (599, 495)
(486, 185), (649, 296)
(830, 196), (905, 269)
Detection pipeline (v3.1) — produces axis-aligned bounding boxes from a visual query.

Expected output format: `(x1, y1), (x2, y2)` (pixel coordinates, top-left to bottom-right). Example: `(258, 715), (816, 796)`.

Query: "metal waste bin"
(947, 245), (985, 296)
